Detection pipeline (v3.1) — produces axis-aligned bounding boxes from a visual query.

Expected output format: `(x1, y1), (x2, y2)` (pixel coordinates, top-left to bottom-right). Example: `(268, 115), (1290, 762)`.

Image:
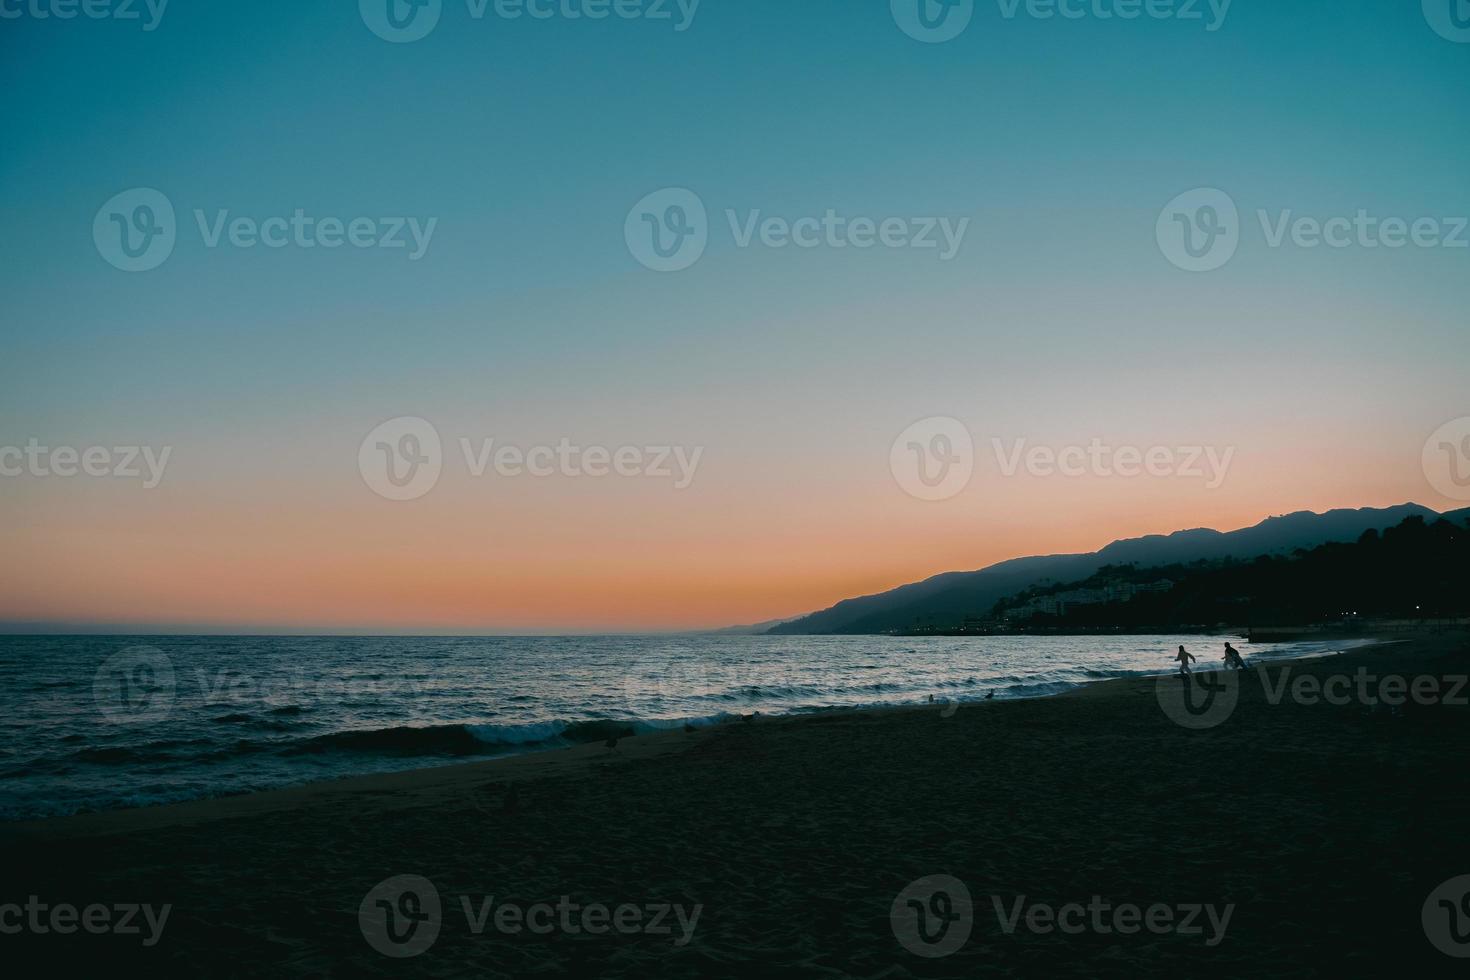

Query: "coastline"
(3, 635), (1405, 841)
(6, 631), (1467, 976)
(5, 635), (1387, 838)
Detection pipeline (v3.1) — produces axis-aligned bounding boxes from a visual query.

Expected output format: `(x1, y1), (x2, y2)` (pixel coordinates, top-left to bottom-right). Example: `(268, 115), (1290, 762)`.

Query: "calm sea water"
(0, 633), (1363, 820)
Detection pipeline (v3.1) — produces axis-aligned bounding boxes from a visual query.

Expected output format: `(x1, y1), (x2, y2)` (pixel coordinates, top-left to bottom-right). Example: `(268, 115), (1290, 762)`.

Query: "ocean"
(0, 633), (1366, 820)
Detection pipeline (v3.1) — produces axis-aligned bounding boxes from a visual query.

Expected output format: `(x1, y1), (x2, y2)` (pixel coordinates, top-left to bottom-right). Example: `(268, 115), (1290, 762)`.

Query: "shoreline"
(5, 629), (1466, 975)
(2, 635), (1404, 841)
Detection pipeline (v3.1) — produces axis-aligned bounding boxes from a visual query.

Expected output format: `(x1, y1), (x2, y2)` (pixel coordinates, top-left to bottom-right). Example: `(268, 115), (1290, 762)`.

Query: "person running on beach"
(1175, 645), (1197, 676)
(1223, 642), (1246, 671)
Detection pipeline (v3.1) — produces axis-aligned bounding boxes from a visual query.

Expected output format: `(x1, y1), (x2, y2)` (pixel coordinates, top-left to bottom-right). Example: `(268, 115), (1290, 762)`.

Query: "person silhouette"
(1223, 642), (1246, 670)
(1175, 645), (1197, 677)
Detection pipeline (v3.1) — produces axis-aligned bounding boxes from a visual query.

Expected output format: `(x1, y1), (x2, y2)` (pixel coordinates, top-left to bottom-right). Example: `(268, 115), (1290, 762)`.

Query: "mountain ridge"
(768, 504), (1469, 635)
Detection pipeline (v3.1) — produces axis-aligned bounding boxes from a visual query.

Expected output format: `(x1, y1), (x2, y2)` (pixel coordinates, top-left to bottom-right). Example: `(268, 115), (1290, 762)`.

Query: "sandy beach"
(5, 631), (1468, 976)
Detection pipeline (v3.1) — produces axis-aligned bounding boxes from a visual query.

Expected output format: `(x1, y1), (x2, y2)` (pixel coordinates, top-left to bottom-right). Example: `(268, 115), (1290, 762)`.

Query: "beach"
(5, 631), (1468, 976)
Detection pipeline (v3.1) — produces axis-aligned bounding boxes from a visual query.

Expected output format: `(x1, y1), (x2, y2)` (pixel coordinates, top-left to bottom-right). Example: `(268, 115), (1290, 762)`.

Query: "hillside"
(994, 513), (1470, 630)
(768, 504), (1466, 635)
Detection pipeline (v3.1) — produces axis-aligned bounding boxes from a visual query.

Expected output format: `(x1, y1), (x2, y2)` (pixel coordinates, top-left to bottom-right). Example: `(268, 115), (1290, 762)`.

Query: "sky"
(1, 1), (1468, 633)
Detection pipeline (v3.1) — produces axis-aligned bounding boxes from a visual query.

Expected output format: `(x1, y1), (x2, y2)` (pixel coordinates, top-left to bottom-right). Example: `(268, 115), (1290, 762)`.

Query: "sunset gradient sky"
(2, 2), (1467, 632)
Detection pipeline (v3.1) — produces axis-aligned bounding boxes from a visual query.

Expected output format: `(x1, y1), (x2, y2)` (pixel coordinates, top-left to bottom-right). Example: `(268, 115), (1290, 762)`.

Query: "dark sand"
(5, 632), (1469, 977)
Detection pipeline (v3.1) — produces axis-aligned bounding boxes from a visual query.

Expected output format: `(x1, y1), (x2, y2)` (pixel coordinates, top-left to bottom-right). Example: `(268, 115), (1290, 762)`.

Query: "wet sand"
(5, 631), (1469, 976)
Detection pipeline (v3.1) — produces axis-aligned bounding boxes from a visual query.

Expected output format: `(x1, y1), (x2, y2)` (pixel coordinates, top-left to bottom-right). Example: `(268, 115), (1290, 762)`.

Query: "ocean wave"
(207, 712), (300, 733)
(4, 633), (1284, 820)
(732, 684), (829, 699)
(1080, 666), (1166, 680)
(282, 715), (736, 759)
(66, 737), (216, 764)
(285, 724), (500, 757)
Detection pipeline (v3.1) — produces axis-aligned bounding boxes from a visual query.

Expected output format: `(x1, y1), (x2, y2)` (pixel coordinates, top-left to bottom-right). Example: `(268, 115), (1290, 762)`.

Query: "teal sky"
(1, 1), (1468, 631)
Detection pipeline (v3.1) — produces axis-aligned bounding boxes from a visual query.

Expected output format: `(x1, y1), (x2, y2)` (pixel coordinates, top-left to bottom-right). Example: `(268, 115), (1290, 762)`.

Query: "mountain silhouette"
(769, 504), (1465, 635)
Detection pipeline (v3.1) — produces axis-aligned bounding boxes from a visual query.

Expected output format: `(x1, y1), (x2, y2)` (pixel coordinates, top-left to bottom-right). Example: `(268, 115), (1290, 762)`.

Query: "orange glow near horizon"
(3, 432), (1457, 633)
